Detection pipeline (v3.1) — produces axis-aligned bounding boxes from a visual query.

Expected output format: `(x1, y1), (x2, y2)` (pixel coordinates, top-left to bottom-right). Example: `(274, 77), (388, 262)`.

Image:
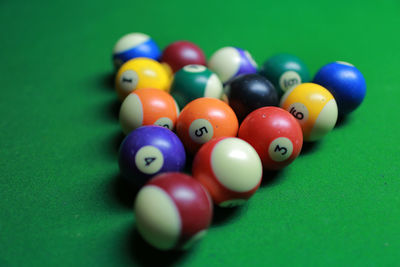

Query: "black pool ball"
(224, 74), (279, 121)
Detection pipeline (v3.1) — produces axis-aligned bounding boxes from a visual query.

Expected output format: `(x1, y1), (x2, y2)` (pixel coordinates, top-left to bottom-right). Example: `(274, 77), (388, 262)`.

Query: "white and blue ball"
(112, 32), (161, 69)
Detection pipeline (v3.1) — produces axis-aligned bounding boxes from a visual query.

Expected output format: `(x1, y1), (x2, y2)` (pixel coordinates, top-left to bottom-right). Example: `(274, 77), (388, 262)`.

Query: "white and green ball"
(170, 65), (223, 109)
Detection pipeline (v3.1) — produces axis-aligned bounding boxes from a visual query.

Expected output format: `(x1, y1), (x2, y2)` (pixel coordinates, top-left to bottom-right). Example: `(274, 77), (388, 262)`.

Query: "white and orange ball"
(115, 58), (170, 101)
(280, 83), (338, 141)
(192, 137), (263, 207)
(119, 88), (179, 134)
(134, 172), (213, 250)
(208, 46), (258, 84)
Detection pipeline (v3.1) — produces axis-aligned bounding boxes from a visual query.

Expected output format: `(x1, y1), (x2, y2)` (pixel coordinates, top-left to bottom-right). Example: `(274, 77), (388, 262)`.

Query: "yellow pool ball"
(115, 58), (170, 101)
(280, 83), (338, 141)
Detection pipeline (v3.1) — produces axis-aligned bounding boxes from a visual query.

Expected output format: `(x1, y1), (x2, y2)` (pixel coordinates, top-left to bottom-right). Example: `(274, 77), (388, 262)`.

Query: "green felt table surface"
(1, 0), (400, 266)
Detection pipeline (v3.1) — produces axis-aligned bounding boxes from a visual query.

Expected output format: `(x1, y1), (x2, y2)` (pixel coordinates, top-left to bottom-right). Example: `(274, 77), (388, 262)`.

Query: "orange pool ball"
(176, 97), (239, 154)
(119, 88), (180, 134)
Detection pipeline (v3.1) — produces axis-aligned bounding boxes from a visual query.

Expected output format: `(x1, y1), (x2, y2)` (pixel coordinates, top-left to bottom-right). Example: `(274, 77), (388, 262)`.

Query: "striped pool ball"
(208, 46), (258, 84)
(112, 33), (160, 69)
(119, 88), (180, 134)
(192, 137), (263, 207)
(161, 41), (207, 73)
(170, 65), (223, 109)
(313, 61), (366, 115)
(280, 83), (338, 142)
(176, 98), (239, 155)
(118, 126), (186, 185)
(239, 107), (303, 170)
(134, 172), (213, 250)
(115, 58), (170, 101)
(259, 53), (310, 95)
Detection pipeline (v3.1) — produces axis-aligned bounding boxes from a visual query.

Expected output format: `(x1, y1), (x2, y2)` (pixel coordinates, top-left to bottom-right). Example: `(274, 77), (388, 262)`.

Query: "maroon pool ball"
(134, 172), (213, 250)
(161, 41), (206, 73)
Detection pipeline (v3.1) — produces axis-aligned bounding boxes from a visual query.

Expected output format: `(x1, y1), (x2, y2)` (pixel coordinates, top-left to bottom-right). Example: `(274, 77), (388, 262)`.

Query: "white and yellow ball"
(280, 83), (338, 141)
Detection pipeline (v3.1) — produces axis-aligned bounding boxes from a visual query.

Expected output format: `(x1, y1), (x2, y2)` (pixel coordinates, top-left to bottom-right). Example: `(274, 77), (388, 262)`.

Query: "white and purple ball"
(112, 33), (161, 69)
(208, 46), (258, 84)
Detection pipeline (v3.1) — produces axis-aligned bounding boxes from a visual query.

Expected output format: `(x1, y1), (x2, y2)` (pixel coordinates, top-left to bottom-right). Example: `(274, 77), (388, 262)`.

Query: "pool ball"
(192, 137), (262, 207)
(119, 88), (180, 134)
(170, 65), (223, 109)
(160, 41), (206, 73)
(259, 53), (310, 95)
(238, 107), (303, 170)
(208, 46), (258, 84)
(112, 32), (160, 69)
(224, 74), (279, 121)
(313, 61), (366, 115)
(134, 172), (213, 250)
(118, 126), (186, 185)
(115, 58), (170, 101)
(280, 83), (338, 142)
(176, 97), (239, 154)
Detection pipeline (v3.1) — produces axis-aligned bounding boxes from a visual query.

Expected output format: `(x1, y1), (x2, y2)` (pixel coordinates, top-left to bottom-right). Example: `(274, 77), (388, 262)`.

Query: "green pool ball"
(259, 54), (310, 95)
(170, 64), (223, 109)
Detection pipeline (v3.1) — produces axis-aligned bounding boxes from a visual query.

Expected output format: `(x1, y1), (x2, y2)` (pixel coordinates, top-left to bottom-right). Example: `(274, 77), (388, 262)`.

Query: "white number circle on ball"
(288, 102), (309, 124)
(119, 70), (139, 94)
(268, 137), (294, 162)
(188, 119), (214, 144)
(279, 71), (301, 92)
(135, 145), (164, 174)
(183, 64), (206, 73)
(154, 117), (173, 130)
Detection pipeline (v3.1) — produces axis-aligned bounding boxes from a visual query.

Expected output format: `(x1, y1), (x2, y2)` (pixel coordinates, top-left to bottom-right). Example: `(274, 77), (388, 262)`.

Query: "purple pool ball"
(118, 125), (186, 185)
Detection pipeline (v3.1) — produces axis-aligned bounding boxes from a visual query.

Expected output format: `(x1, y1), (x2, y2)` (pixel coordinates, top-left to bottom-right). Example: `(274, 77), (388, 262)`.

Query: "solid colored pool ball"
(134, 172), (213, 250)
(208, 46), (258, 84)
(280, 83), (338, 142)
(160, 41), (206, 73)
(259, 53), (310, 95)
(170, 65), (223, 109)
(176, 97), (239, 154)
(115, 58), (170, 101)
(313, 61), (366, 115)
(238, 107), (303, 170)
(119, 88), (180, 134)
(118, 126), (186, 185)
(112, 33), (160, 69)
(192, 137), (262, 207)
(224, 74), (279, 121)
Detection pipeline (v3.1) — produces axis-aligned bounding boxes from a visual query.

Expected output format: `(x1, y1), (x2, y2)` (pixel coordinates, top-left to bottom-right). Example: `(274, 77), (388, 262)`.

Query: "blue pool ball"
(118, 125), (186, 185)
(313, 61), (366, 115)
(112, 33), (161, 69)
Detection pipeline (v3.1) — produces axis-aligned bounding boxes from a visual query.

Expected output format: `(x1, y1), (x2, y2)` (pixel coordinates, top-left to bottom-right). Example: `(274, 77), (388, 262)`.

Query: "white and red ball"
(134, 172), (213, 250)
(192, 137), (263, 207)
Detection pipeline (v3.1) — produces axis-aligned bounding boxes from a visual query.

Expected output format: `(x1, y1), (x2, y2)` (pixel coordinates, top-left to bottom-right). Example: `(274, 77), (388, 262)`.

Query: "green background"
(1, 0), (399, 266)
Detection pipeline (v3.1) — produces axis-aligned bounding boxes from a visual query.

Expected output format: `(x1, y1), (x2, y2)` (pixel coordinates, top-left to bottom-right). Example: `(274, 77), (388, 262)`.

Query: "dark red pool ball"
(134, 172), (213, 250)
(161, 41), (207, 73)
(238, 106), (303, 170)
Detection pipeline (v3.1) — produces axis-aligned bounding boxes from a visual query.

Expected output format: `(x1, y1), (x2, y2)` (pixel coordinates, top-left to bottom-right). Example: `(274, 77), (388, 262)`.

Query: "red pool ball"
(192, 137), (263, 207)
(238, 107), (303, 170)
(134, 172), (213, 250)
(161, 41), (206, 73)
(176, 97), (239, 154)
